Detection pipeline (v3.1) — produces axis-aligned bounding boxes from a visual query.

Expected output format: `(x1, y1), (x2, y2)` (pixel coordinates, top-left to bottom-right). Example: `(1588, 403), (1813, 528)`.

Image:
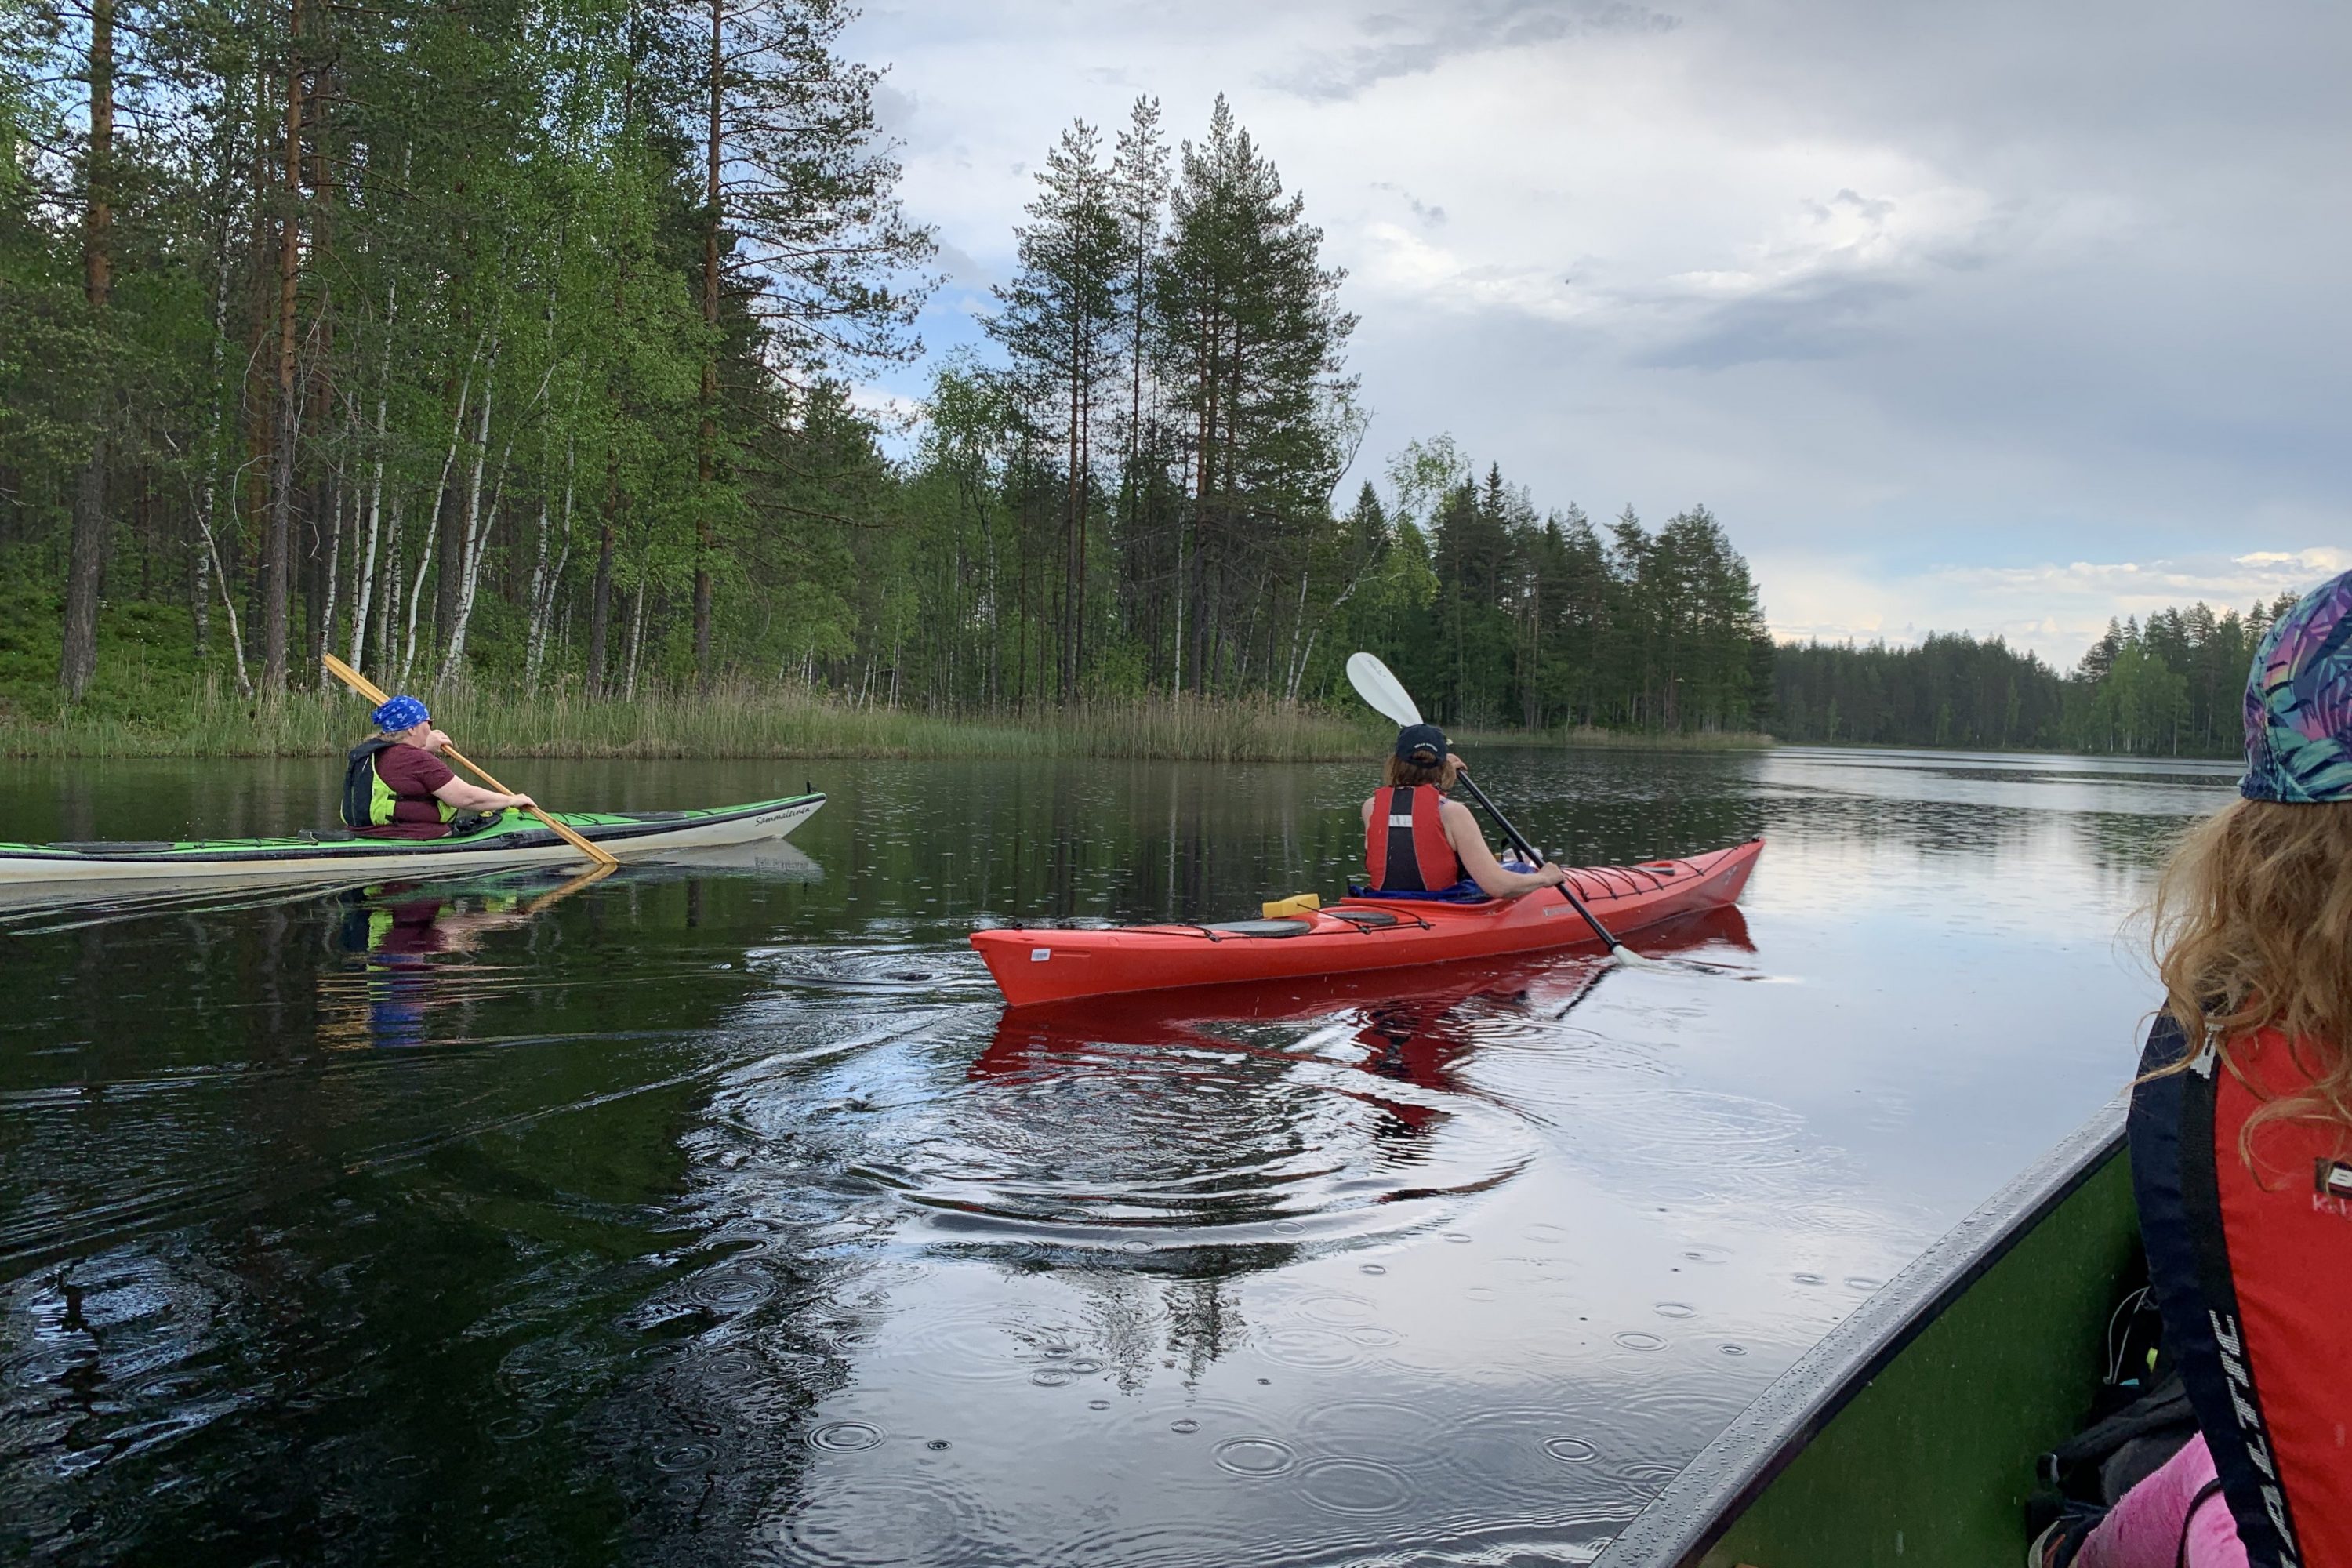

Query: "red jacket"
(2132, 1018), (2352, 1568)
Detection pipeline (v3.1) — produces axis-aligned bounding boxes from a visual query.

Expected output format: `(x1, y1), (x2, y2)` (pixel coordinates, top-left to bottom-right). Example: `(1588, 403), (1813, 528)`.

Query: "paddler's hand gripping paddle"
(1344, 650), (1661, 967)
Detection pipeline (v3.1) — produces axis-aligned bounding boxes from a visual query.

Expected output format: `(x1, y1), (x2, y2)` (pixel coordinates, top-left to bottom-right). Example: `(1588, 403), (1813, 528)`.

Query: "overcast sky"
(843, 0), (2349, 666)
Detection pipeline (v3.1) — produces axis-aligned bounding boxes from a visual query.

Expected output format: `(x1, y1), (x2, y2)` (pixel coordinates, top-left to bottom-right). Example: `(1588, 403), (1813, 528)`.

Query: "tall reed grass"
(0, 682), (1384, 762)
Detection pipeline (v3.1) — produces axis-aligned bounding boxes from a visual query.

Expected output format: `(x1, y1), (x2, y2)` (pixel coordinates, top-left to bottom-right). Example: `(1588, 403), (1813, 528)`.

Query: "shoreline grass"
(0, 683), (1390, 763)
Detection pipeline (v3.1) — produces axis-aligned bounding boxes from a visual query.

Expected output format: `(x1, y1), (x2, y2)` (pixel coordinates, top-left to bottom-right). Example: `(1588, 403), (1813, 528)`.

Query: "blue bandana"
(2241, 568), (2352, 804)
(370, 695), (431, 735)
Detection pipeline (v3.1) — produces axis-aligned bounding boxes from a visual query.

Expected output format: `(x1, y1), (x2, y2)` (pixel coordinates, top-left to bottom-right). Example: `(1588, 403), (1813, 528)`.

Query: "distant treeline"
(1773, 597), (2307, 757)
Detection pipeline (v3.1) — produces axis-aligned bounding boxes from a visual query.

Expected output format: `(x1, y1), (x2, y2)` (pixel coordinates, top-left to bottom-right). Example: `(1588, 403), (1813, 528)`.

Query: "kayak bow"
(971, 838), (1762, 1007)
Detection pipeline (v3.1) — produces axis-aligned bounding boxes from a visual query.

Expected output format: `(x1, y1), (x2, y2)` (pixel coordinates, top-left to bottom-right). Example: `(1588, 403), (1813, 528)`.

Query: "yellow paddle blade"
(1261, 893), (1323, 919)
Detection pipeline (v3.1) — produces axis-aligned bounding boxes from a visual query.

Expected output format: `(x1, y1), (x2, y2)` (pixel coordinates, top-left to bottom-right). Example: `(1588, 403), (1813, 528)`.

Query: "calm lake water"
(0, 746), (2238, 1565)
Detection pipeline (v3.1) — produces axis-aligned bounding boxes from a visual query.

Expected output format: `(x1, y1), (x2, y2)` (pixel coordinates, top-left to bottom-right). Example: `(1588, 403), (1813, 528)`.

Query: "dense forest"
(0, 0), (1777, 735)
(1775, 596), (2307, 757)
(0, 0), (2311, 759)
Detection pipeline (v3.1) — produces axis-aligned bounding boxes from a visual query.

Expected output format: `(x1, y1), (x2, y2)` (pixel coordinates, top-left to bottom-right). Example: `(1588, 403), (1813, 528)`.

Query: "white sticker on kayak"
(1032, 948), (1052, 962)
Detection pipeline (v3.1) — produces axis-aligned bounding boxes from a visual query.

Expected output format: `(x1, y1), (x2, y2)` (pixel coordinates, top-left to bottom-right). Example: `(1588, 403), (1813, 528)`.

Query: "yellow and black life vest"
(341, 739), (456, 829)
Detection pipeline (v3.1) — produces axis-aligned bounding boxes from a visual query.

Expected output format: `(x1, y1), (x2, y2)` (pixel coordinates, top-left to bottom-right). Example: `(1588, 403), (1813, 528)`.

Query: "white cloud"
(846, 0), (2352, 650)
(1764, 547), (2349, 666)
(847, 384), (925, 434)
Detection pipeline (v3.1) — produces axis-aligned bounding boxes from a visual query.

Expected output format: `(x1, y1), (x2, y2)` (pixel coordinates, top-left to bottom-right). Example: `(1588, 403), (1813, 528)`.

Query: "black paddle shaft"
(1451, 765), (1632, 956)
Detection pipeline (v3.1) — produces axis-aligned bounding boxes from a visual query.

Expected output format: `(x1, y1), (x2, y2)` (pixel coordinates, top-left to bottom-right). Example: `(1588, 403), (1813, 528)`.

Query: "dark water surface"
(0, 746), (2237, 1565)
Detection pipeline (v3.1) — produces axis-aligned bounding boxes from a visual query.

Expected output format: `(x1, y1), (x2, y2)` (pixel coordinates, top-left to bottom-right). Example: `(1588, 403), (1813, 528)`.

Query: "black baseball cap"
(1394, 723), (1449, 766)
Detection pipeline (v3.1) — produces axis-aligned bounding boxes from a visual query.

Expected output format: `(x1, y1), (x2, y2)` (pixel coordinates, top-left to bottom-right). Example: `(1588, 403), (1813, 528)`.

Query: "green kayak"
(1595, 1104), (2136, 1567)
(0, 792), (825, 885)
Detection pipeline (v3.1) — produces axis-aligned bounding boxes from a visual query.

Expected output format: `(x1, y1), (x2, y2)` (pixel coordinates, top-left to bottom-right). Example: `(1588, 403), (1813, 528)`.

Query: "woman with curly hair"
(2041, 569), (2352, 1567)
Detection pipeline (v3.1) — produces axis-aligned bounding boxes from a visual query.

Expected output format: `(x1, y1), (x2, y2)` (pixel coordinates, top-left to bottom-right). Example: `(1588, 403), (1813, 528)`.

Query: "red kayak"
(971, 838), (1764, 1007)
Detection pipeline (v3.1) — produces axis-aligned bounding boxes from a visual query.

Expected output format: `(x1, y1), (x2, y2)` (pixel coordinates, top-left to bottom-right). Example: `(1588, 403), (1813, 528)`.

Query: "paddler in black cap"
(1359, 723), (1567, 900)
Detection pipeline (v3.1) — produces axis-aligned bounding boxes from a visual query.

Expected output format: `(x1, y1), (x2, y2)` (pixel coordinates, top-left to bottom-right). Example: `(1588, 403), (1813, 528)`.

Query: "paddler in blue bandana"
(342, 695), (538, 840)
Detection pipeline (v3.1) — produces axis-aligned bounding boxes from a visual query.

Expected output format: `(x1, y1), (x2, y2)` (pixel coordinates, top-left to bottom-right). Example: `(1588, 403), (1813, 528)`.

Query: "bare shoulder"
(1438, 797), (1478, 827)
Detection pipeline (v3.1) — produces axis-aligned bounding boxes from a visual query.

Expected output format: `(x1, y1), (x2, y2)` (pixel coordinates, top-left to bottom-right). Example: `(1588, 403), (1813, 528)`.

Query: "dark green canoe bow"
(1596, 1104), (2136, 1568)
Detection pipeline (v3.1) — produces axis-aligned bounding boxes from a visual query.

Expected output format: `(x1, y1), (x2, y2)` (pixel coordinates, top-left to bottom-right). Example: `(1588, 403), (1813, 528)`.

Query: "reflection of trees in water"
(0, 867), (797, 1564)
(2079, 810), (2191, 873)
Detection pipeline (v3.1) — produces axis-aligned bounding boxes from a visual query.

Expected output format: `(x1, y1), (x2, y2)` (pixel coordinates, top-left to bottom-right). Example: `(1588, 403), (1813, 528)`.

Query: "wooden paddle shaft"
(319, 655), (617, 866)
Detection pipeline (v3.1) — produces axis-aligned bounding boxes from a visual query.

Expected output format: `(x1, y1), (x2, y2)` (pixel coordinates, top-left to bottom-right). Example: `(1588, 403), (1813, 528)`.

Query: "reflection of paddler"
(329, 883), (532, 1047)
(1356, 991), (1479, 1138)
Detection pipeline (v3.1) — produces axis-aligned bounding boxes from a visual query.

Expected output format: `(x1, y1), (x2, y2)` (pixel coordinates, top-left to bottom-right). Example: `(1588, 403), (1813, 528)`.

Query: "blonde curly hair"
(2150, 797), (2352, 1158)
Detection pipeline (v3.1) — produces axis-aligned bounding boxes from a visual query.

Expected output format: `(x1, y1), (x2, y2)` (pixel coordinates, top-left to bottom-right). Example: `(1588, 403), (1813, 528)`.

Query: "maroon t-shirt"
(360, 742), (456, 840)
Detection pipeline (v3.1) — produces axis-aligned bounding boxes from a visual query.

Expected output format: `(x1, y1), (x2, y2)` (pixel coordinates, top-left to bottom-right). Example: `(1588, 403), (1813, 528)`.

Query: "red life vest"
(2132, 1020), (2352, 1568)
(1364, 786), (1466, 894)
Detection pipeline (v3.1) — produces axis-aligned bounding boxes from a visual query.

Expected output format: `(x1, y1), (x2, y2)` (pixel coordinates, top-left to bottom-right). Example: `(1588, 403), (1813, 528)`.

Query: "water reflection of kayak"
(972, 838), (1762, 1007)
(975, 904), (1754, 1062)
(1596, 1104), (2133, 1567)
(976, 915), (1750, 1130)
(0, 793), (824, 884)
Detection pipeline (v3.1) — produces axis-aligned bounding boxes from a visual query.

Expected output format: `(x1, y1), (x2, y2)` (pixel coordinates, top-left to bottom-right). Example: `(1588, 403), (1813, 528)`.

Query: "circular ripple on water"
(1295, 1456), (1414, 1515)
(1256, 1325), (1363, 1370)
(861, 1307), (1027, 1383)
(1213, 1436), (1298, 1477)
(653, 1439), (717, 1472)
(880, 1034), (1536, 1249)
(1291, 1291), (1380, 1327)
(1616, 1331), (1667, 1352)
(804, 1420), (884, 1453)
(1294, 1395), (1452, 1463)
(1653, 1301), (1697, 1319)
(682, 1268), (774, 1312)
(1620, 1460), (1685, 1488)
(1563, 1087), (1809, 1182)
(773, 1476), (997, 1567)
(1432, 1406), (1610, 1504)
(1038, 1522), (1261, 1568)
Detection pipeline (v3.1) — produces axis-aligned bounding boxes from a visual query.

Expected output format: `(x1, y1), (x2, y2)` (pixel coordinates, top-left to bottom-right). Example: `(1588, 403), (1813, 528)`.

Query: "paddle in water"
(321, 655), (618, 867)
(1344, 650), (1667, 968)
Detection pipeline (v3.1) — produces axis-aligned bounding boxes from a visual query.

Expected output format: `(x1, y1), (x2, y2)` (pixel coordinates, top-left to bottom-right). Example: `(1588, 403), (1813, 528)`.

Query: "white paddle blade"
(1345, 652), (1423, 728)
